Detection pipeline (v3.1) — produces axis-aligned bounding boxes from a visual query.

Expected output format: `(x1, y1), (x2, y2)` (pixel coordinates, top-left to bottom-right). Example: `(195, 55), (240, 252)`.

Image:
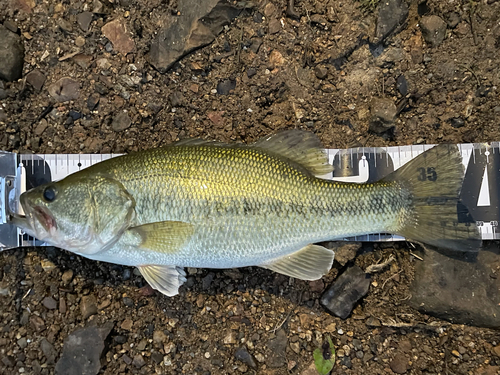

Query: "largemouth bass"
(13, 131), (480, 296)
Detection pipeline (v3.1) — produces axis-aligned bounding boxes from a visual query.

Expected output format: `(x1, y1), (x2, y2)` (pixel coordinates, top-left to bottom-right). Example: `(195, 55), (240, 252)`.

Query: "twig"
(381, 269), (403, 289)
(410, 251), (423, 261)
(459, 64), (480, 87)
(365, 256), (395, 274)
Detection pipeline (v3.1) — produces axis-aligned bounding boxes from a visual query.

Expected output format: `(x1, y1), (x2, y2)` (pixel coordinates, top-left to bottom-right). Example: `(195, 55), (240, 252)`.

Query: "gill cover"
(21, 175), (135, 254)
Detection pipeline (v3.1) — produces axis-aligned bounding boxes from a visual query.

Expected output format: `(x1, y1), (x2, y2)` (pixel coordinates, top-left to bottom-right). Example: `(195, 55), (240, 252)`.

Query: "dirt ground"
(1, 0), (500, 374)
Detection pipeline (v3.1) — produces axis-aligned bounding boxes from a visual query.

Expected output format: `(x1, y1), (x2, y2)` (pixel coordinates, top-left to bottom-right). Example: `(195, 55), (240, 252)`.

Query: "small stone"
(268, 19), (281, 34)
(41, 259), (57, 272)
(263, 3), (277, 17)
(87, 93), (100, 111)
(202, 273), (214, 289)
(397, 75), (408, 96)
(59, 297), (67, 314)
(217, 79), (236, 95)
(309, 279), (324, 293)
(3, 20), (18, 33)
(451, 349), (461, 358)
(234, 347), (256, 368)
(55, 323), (113, 375)
(1, 356), (15, 367)
(122, 297), (134, 307)
(169, 91), (184, 107)
(246, 67), (257, 78)
(314, 65), (328, 80)
(121, 318), (133, 331)
(189, 83), (199, 93)
(61, 270), (74, 284)
(266, 329), (288, 368)
(132, 354), (145, 368)
(26, 69), (46, 91)
(112, 111), (132, 131)
(30, 315), (46, 332)
(269, 50), (285, 67)
(40, 338), (56, 363)
(98, 300), (111, 310)
(446, 12), (461, 29)
(80, 295), (98, 319)
(17, 337), (27, 349)
(369, 97), (397, 134)
(101, 18), (135, 54)
(374, 0), (409, 43)
(151, 352), (163, 364)
(249, 38), (262, 53)
(48, 77), (80, 102)
(420, 15), (447, 47)
(390, 353), (408, 374)
(77, 12), (93, 32)
(0, 25), (25, 82)
(42, 297), (57, 310)
(366, 317), (381, 327)
(75, 36), (86, 47)
(321, 265), (371, 319)
(153, 330), (167, 345)
(492, 345), (500, 357)
(450, 117), (465, 128)
(224, 331), (237, 344)
(114, 335), (127, 344)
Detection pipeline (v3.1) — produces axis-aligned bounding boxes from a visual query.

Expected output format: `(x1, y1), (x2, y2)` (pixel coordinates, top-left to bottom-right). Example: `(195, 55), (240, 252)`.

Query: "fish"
(12, 130), (480, 296)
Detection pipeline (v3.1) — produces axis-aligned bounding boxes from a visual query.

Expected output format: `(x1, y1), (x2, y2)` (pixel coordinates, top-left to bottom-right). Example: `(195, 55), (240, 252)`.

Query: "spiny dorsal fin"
(261, 244), (334, 280)
(138, 265), (186, 297)
(128, 221), (194, 253)
(252, 130), (333, 176)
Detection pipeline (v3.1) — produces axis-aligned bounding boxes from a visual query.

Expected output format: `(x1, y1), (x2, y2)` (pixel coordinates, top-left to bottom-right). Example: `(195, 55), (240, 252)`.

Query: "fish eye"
(42, 186), (57, 202)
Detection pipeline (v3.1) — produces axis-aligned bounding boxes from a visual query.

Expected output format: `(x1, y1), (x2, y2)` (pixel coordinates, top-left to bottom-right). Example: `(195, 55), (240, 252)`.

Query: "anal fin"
(261, 244), (334, 280)
(138, 265), (186, 297)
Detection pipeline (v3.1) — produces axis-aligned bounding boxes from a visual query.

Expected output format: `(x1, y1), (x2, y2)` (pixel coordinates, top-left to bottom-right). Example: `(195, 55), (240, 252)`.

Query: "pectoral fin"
(138, 265), (186, 297)
(261, 244), (334, 280)
(129, 221), (194, 253)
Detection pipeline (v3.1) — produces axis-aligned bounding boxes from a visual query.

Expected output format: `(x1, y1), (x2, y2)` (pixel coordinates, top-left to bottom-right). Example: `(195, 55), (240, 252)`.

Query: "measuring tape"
(1, 143), (498, 250)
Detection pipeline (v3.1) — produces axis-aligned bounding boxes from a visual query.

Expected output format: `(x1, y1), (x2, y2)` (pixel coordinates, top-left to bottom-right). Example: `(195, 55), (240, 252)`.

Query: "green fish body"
(14, 131), (480, 296)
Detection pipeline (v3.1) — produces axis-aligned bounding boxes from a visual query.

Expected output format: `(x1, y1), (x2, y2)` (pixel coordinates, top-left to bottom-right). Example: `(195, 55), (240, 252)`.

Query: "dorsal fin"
(252, 130), (333, 176)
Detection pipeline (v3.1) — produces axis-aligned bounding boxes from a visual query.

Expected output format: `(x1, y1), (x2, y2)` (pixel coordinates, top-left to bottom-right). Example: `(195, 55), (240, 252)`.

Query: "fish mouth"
(32, 206), (57, 234)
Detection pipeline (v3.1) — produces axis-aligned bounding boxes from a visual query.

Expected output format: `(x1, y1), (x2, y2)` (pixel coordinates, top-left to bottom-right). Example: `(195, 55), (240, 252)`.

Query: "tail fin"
(384, 144), (481, 251)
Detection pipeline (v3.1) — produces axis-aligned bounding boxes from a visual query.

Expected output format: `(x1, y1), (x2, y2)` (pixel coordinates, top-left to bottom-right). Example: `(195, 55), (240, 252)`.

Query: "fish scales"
(88, 145), (407, 268)
(13, 131), (480, 296)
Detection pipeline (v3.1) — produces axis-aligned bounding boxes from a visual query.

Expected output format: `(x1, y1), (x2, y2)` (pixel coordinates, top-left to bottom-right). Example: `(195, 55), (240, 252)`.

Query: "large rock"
(373, 0), (409, 44)
(0, 24), (25, 81)
(321, 265), (371, 319)
(55, 323), (114, 375)
(408, 244), (500, 328)
(149, 0), (250, 73)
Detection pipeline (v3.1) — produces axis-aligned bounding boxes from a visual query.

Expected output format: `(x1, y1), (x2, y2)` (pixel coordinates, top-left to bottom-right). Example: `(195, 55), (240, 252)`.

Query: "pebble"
(48, 77), (80, 102)
(101, 18), (135, 54)
(75, 36), (86, 47)
(217, 79), (236, 95)
(17, 337), (27, 349)
(269, 50), (285, 67)
(397, 74), (408, 96)
(246, 67), (257, 78)
(374, 0), (409, 43)
(224, 331), (237, 344)
(122, 296), (134, 307)
(266, 329), (288, 368)
(59, 297), (67, 314)
(42, 296), (57, 310)
(26, 69), (46, 91)
(80, 295), (98, 319)
(234, 347), (256, 368)
(202, 273), (214, 289)
(390, 353), (408, 374)
(77, 12), (93, 32)
(321, 265), (371, 319)
(40, 338), (56, 363)
(151, 352), (163, 364)
(314, 65), (328, 80)
(132, 354), (145, 368)
(121, 318), (133, 331)
(112, 111), (132, 131)
(3, 20), (18, 33)
(41, 259), (57, 272)
(366, 316), (381, 327)
(55, 323), (113, 375)
(420, 15), (447, 47)
(153, 330), (167, 345)
(30, 315), (46, 332)
(493, 345), (500, 357)
(87, 93), (100, 110)
(268, 19), (281, 34)
(369, 97), (398, 134)
(0, 24), (25, 82)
